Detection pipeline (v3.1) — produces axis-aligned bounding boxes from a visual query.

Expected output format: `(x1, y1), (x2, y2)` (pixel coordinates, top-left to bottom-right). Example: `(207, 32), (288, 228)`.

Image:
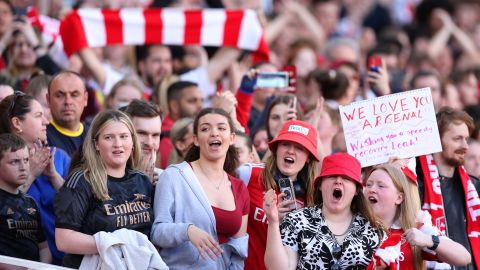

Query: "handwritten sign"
(339, 88), (442, 167)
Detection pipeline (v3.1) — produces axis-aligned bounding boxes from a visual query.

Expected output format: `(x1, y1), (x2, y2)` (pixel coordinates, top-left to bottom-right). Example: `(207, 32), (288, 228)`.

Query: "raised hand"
(367, 58), (391, 96)
(138, 151), (156, 185)
(277, 193), (295, 222)
(43, 146), (57, 178)
(212, 91), (238, 114)
(263, 189), (280, 224)
(286, 96), (298, 121)
(29, 141), (50, 179)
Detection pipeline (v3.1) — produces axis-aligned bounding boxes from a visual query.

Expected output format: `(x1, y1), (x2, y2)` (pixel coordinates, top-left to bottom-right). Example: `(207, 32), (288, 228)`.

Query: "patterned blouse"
(281, 206), (383, 270)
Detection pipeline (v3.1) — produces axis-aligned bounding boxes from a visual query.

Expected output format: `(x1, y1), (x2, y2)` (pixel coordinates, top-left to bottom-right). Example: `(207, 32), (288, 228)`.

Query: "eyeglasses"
(8, 91), (26, 118)
(331, 242), (343, 270)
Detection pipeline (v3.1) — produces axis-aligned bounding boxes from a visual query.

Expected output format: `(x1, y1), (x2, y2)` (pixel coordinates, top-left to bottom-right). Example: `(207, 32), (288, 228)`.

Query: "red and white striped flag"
(28, 6), (61, 45)
(60, 8), (270, 59)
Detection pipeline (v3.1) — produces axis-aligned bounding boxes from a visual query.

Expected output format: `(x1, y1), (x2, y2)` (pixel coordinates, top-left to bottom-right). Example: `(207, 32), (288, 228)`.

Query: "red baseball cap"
(268, 120), (320, 161)
(315, 152), (362, 185)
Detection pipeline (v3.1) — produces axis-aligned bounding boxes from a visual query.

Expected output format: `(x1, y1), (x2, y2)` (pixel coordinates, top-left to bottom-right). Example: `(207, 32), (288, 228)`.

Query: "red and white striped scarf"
(59, 8), (269, 59)
(28, 7), (61, 45)
(419, 154), (480, 268)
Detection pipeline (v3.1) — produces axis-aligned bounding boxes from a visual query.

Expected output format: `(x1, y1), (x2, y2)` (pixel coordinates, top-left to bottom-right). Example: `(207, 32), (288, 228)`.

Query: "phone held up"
(278, 178), (297, 210)
(255, 65), (297, 92)
(256, 72), (289, 88)
(368, 55), (383, 73)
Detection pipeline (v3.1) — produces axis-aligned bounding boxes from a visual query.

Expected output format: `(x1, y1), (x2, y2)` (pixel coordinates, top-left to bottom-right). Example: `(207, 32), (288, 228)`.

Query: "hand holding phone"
(278, 178), (297, 210)
(367, 55), (391, 96)
(368, 55), (383, 73)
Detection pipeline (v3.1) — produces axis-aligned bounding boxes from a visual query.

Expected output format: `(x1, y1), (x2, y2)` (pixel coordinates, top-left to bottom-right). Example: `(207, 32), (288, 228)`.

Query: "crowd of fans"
(0, 0), (479, 269)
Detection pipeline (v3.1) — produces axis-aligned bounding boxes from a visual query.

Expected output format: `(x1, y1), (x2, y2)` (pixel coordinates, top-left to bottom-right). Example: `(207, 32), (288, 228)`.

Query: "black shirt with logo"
(0, 188), (45, 261)
(55, 169), (154, 268)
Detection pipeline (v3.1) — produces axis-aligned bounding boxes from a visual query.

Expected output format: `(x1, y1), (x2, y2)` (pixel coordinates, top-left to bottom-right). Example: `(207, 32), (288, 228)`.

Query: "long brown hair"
(184, 108), (239, 176)
(364, 164), (425, 270)
(262, 144), (318, 205)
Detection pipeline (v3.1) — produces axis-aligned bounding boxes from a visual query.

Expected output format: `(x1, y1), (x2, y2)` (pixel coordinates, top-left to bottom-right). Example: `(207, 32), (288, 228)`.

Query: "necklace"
(197, 161), (225, 190)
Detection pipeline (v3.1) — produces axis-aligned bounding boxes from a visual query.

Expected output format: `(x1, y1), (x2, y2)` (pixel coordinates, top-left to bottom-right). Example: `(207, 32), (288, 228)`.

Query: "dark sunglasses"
(8, 91), (25, 118)
(331, 242), (342, 270)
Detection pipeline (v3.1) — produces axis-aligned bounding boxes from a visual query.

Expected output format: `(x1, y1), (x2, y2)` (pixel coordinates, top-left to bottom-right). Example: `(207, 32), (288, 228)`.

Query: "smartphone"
(256, 72), (289, 88)
(278, 178), (297, 210)
(368, 55), (383, 73)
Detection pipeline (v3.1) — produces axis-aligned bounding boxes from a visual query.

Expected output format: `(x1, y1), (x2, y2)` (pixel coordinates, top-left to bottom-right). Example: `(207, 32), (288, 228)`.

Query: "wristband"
(429, 235), (440, 251)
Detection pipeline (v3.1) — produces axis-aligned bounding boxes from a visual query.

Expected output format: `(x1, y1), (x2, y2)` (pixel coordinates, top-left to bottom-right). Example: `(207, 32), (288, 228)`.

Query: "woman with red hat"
(263, 152), (385, 269)
(364, 164), (471, 270)
(238, 119), (319, 270)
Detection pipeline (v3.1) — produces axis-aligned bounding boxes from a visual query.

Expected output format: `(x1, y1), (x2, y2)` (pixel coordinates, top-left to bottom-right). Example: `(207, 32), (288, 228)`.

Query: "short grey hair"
(323, 37), (360, 61)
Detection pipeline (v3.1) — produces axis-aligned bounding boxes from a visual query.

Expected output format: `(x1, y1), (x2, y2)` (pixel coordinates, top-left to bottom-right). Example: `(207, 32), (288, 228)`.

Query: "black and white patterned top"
(280, 206), (383, 270)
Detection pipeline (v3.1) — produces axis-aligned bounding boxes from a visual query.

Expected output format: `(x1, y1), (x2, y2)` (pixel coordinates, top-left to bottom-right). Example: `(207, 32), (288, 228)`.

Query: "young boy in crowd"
(0, 134), (51, 264)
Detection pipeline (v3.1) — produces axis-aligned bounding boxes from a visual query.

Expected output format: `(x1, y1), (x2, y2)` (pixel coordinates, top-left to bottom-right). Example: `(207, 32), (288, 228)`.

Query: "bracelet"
(429, 235), (440, 251)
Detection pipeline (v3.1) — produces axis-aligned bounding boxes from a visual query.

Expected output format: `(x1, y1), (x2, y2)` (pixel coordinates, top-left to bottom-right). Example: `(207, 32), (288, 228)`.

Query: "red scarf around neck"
(419, 154), (480, 268)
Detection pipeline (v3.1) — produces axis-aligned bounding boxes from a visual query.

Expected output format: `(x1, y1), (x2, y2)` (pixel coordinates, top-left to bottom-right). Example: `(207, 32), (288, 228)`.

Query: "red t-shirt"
(212, 175), (250, 244)
(159, 115), (175, 169)
(245, 165), (304, 270)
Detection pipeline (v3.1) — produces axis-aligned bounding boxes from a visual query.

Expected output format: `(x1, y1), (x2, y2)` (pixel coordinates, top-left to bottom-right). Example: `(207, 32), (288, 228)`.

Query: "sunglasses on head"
(331, 242), (343, 270)
(8, 91), (25, 118)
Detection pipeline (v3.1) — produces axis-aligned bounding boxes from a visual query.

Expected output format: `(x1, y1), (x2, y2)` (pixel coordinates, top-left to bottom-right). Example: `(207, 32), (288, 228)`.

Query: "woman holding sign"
(237, 120), (319, 270)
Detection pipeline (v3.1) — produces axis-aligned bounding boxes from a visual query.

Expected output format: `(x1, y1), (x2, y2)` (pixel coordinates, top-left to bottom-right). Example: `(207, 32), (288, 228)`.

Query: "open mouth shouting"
(333, 188), (343, 200)
(368, 196), (378, 204)
(208, 139), (222, 151)
(284, 156), (294, 164)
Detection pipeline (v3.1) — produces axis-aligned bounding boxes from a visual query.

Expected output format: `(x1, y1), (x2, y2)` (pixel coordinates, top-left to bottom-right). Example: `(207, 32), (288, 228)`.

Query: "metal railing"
(0, 255), (74, 270)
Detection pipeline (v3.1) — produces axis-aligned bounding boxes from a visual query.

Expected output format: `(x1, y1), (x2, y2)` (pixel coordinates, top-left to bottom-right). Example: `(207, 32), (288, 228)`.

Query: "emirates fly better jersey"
(55, 169), (154, 268)
(0, 188), (45, 261)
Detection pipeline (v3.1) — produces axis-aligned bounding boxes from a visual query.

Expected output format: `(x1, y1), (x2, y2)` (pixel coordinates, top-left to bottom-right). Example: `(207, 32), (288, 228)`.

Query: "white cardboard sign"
(339, 88), (442, 167)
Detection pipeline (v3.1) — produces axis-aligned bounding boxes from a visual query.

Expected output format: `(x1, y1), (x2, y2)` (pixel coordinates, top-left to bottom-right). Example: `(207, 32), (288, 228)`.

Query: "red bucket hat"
(268, 120), (320, 161)
(315, 152), (362, 185)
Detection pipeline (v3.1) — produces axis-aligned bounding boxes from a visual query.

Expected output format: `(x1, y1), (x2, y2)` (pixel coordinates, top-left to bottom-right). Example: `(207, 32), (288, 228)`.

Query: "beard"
(442, 150), (467, 167)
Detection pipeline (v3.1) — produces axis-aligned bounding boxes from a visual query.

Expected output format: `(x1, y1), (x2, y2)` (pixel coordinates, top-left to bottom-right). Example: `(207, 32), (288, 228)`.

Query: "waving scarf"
(60, 8), (269, 60)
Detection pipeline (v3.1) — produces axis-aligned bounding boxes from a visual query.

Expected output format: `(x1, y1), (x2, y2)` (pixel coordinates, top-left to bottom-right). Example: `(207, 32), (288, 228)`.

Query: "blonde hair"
(262, 145), (318, 206)
(153, 74), (180, 117)
(365, 164), (424, 270)
(82, 110), (141, 200)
